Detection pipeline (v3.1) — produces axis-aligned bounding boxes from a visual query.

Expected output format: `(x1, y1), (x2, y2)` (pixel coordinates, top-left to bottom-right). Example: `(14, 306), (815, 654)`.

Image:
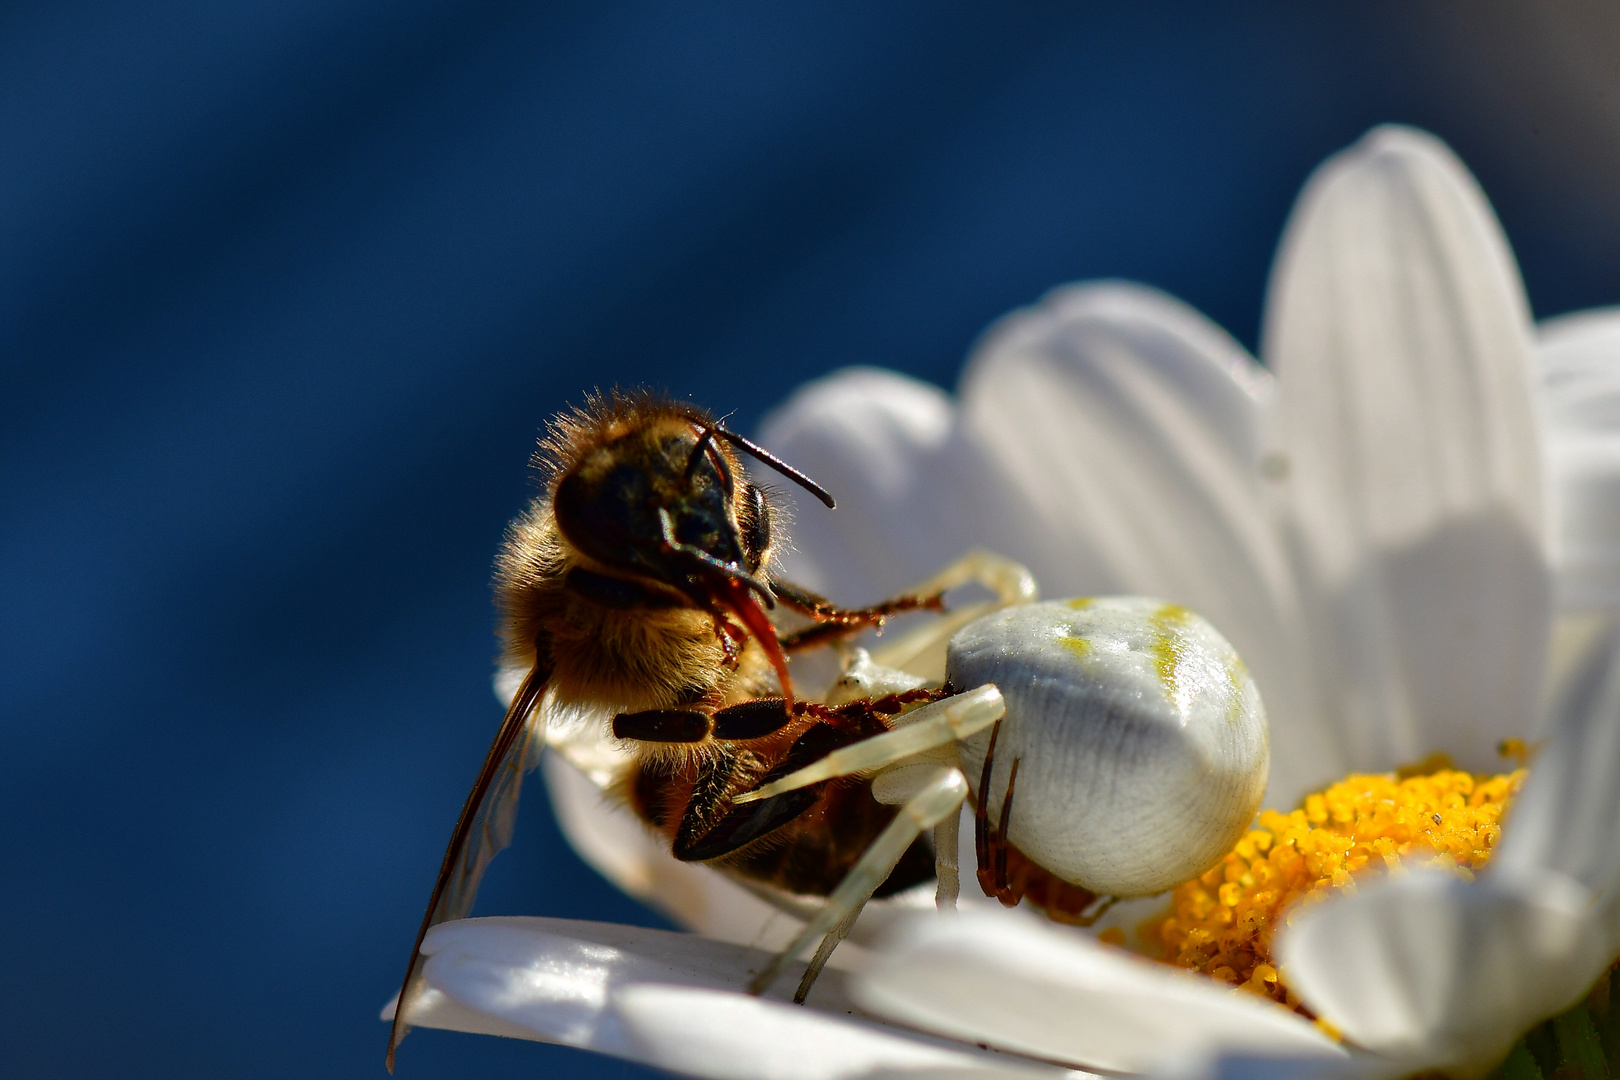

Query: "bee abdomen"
(727, 786), (935, 897)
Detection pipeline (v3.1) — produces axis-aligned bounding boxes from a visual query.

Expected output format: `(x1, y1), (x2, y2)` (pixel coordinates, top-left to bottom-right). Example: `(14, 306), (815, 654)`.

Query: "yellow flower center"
(1144, 764), (1526, 1011)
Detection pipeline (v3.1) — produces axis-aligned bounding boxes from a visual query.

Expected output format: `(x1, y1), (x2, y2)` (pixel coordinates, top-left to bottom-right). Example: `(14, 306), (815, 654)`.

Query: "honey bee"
(386, 390), (1006, 1068)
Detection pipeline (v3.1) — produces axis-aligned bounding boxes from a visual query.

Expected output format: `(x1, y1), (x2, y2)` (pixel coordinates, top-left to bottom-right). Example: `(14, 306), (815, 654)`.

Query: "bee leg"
(673, 723), (850, 861)
(709, 698), (795, 740)
(773, 578), (952, 653)
(747, 766), (969, 1002)
(611, 709), (713, 742)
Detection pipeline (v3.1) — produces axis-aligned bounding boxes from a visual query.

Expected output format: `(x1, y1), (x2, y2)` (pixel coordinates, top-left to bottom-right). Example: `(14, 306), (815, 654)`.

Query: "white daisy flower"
(386, 126), (1620, 1080)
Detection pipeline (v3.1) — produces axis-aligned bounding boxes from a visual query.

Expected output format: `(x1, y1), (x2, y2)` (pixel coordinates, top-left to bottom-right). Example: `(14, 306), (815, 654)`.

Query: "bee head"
(552, 418), (762, 604)
(546, 398), (833, 703)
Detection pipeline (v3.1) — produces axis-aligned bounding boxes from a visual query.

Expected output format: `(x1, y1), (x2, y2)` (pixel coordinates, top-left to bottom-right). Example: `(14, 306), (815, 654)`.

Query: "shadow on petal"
(1278, 870), (1605, 1074)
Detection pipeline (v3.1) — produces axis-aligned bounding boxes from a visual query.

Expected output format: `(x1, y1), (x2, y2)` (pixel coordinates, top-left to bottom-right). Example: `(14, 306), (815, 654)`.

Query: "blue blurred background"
(3, 3), (1617, 1076)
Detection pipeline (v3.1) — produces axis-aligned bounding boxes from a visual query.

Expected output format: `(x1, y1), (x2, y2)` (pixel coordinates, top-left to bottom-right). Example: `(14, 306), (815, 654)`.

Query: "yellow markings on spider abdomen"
(1224, 654), (1250, 725)
(1059, 634), (1092, 659)
(1149, 604), (1195, 714)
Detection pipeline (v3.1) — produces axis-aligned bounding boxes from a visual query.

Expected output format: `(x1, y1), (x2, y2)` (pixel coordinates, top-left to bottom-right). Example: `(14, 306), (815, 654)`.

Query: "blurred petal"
(762, 284), (1334, 803)
(1278, 870), (1604, 1073)
(1540, 308), (1620, 610)
(757, 366), (1012, 606)
(1263, 125), (1550, 773)
(407, 917), (1053, 1079)
(1494, 619), (1620, 933)
(855, 913), (1341, 1074)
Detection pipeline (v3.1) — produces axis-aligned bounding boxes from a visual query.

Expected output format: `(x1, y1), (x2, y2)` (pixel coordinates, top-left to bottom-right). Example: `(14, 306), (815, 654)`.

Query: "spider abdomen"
(947, 596), (1270, 897)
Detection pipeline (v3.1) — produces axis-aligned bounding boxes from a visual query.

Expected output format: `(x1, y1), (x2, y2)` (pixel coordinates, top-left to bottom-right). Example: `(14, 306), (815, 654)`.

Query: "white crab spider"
(731, 584), (1271, 1001)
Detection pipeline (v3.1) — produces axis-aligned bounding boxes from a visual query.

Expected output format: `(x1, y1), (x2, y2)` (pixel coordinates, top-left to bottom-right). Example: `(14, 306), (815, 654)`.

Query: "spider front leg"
(738, 685), (1004, 1000)
(866, 551), (1037, 677)
(746, 765), (969, 1003)
(771, 579), (945, 653)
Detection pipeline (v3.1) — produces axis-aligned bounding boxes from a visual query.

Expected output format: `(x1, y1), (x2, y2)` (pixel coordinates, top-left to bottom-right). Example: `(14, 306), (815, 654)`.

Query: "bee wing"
(386, 660), (551, 1071)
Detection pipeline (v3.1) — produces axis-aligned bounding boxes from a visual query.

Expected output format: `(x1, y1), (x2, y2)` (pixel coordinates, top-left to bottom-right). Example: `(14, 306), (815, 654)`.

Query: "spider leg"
(729, 685), (1003, 805)
(866, 551), (1037, 676)
(747, 766), (969, 1002)
(991, 758), (1022, 906)
(973, 719), (1001, 899)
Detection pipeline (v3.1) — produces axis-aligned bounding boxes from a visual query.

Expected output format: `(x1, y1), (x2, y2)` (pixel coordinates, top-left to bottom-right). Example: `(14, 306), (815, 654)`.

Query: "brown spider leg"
(991, 758), (1022, 906)
(787, 694), (913, 738)
(825, 687), (957, 738)
(974, 720), (1002, 898)
(1074, 895), (1119, 927)
(710, 611), (744, 670)
(772, 579), (948, 653)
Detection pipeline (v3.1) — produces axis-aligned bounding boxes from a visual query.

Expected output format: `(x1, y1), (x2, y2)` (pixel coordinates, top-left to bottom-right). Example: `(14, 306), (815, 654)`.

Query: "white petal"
(616, 986), (1068, 1080)
(855, 913), (1341, 1074)
(1539, 308), (1620, 611)
(1494, 619), (1620, 922)
(961, 282), (1329, 804)
(380, 984), (544, 1042)
(761, 285), (1334, 804)
(1277, 870), (1605, 1073)
(1263, 125), (1550, 772)
(757, 366), (1013, 605)
(405, 916), (1057, 1079)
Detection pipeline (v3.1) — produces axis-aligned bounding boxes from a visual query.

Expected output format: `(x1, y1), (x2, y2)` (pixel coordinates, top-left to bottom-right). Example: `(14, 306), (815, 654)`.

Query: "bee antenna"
(713, 428), (836, 509)
(684, 426), (723, 488)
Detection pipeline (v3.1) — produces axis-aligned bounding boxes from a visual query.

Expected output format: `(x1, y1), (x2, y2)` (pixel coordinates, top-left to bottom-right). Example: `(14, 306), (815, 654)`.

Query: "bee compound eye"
(553, 465), (656, 569)
(945, 596), (1270, 898)
(741, 483), (770, 567)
